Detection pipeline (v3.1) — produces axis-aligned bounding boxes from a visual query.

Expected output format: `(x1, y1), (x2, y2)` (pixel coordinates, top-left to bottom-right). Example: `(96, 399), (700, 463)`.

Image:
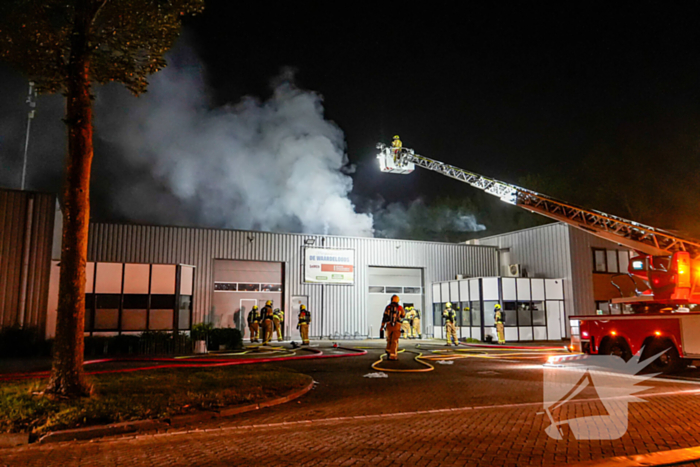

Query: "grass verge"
(0, 365), (312, 436)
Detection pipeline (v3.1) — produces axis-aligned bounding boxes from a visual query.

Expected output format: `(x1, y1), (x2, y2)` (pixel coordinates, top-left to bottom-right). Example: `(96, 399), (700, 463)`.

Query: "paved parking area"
(3, 340), (700, 466)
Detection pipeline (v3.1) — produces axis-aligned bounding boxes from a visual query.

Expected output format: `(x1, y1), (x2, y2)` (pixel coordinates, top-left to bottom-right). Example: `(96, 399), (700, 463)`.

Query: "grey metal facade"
(470, 222), (633, 322)
(0, 188), (55, 332)
(87, 223), (499, 338)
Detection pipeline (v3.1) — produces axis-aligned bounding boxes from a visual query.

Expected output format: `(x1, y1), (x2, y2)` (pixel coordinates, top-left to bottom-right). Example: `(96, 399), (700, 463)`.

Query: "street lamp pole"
(20, 81), (37, 191)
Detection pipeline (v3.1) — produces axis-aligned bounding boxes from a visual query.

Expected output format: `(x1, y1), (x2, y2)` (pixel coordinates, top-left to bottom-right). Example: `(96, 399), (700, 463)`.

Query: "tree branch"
(91, 0), (109, 27)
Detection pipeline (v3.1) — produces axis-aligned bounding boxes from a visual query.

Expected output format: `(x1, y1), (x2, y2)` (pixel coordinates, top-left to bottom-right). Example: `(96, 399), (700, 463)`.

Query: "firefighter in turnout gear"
(273, 308), (285, 342)
(298, 305), (311, 345)
(400, 313), (411, 338)
(260, 300), (275, 344)
(494, 304), (506, 344)
(380, 295), (405, 360)
(391, 135), (403, 162)
(407, 306), (421, 339)
(247, 306), (261, 343)
(443, 302), (458, 346)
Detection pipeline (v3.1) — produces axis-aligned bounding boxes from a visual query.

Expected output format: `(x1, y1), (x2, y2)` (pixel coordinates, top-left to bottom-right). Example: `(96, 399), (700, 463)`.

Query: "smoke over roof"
(94, 47), (373, 236)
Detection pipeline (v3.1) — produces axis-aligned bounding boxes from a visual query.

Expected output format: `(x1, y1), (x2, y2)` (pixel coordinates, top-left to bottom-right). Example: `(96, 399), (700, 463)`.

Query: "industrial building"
(1, 188), (636, 342)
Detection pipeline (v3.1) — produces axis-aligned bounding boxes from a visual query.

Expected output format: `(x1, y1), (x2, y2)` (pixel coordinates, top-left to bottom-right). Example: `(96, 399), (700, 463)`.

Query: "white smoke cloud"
(94, 49), (374, 236)
(371, 197), (486, 241)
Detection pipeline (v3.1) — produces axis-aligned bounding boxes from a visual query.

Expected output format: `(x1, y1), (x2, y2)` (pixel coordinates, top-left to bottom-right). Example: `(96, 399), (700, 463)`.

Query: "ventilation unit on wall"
(506, 264), (522, 277)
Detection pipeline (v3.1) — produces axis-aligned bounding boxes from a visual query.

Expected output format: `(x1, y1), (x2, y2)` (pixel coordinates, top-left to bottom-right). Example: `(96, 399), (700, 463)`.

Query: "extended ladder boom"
(377, 143), (700, 258)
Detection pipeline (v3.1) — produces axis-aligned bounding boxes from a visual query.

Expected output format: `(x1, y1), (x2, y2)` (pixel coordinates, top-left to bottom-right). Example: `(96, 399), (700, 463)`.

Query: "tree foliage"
(0, 0), (204, 94)
(0, 0), (204, 398)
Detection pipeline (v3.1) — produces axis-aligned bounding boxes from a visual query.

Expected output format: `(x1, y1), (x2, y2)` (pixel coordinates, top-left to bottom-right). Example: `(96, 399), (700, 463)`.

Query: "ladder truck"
(377, 142), (700, 373)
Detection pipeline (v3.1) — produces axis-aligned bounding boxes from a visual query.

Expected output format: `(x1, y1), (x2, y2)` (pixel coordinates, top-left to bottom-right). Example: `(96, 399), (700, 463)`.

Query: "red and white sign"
(304, 248), (355, 284)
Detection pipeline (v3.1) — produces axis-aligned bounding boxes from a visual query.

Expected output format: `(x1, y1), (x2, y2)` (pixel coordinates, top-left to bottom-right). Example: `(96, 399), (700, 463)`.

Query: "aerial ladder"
(376, 142), (700, 305)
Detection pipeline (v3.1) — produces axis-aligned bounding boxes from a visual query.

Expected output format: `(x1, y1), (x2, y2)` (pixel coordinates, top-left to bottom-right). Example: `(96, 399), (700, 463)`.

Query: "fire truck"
(376, 142), (700, 373)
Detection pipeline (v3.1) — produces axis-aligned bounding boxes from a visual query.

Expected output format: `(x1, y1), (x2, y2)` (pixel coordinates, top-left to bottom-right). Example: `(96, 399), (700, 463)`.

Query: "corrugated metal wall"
(567, 226), (633, 316)
(0, 189), (55, 332)
(88, 224), (498, 338)
(472, 222), (633, 321)
(471, 223), (575, 319)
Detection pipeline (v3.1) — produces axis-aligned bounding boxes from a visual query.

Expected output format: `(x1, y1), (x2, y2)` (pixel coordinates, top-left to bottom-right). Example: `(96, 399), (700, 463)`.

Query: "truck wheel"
(644, 341), (683, 374)
(600, 338), (632, 362)
(608, 340), (632, 362)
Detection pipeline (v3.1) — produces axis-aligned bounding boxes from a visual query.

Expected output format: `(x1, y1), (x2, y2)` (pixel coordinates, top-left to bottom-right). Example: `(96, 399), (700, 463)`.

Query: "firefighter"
(494, 304), (506, 344)
(391, 134), (403, 162)
(443, 302), (458, 346)
(247, 305), (261, 343)
(410, 307), (421, 339)
(405, 306), (415, 338)
(298, 304), (311, 345)
(260, 300), (275, 344)
(400, 312), (411, 338)
(380, 295), (405, 360)
(273, 308), (285, 342)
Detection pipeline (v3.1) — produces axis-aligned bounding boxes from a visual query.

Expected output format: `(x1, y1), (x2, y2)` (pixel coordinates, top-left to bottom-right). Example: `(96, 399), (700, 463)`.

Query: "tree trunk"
(46, 0), (93, 398)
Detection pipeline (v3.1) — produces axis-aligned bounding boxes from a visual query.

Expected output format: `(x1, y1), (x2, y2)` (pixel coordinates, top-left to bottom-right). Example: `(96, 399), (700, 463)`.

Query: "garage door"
(367, 267), (423, 338)
(212, 260), (283, 340)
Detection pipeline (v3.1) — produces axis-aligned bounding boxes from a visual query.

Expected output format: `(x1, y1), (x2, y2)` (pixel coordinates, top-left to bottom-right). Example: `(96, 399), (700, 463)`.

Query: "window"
(460, 302), (471, 326)
(433, 303), (442, 328)
(531, 302), (545, 325)
(470, 301), (481, 326)
(368, 286), (384, 293)
(403, 287), (421, 294)
(483, 301), (498, 326)
(503, 301), (517, 326)
(618, 251), (630, 274)
(517, 303), (532, 326)
(606, 250), (619, 273)
(214, 282), (237, 291)
(595, 301), (610, 315)
(178, 295), (192, 330)
(385, 286), (402, 294)
(593, 248), (631, 273)
(594, 249), (607, 273)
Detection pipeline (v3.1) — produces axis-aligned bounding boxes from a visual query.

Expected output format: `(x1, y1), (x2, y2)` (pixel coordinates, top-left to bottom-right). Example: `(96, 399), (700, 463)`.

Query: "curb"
(36, 378), (315, 445)
(0, 433), (30, 448)
(560, 446), (700, 467)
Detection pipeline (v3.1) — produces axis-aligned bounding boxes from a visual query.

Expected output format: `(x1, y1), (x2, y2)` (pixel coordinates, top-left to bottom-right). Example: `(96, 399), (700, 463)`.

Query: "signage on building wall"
(304, 248), (355, 284)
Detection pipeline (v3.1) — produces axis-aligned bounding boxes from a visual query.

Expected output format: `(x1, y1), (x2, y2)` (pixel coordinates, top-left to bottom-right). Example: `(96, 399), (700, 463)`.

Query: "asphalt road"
(3, 340), (700, 467)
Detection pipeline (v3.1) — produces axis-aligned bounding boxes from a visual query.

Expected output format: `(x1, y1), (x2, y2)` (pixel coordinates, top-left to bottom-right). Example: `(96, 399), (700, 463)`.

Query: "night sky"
(1, 1), (700, 239)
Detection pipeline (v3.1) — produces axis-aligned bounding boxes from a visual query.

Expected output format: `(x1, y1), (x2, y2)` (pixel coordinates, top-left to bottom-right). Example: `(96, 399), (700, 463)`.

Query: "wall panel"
(88, 224), (498, 338)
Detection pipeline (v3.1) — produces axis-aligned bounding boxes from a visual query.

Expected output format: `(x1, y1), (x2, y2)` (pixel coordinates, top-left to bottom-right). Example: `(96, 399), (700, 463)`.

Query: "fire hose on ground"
(0, 345), (367, 382)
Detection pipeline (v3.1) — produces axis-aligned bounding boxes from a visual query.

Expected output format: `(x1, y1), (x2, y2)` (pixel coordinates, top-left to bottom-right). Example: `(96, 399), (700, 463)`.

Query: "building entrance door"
(367, 267), (423, 338)
(546, 301), (562, 340)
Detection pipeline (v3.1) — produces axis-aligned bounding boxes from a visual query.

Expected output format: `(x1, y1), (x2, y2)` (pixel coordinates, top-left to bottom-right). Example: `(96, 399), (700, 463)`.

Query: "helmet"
(266, 300), (272, 306)
(274, 308), (280, 312)
(391, 295), (400, 303)
(300, 304), (306, 310)
(446, 302), (452, 308)
(494, 304), (501, 310)
(393, 135), (400, 140)
(252, 305), (258, 310)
